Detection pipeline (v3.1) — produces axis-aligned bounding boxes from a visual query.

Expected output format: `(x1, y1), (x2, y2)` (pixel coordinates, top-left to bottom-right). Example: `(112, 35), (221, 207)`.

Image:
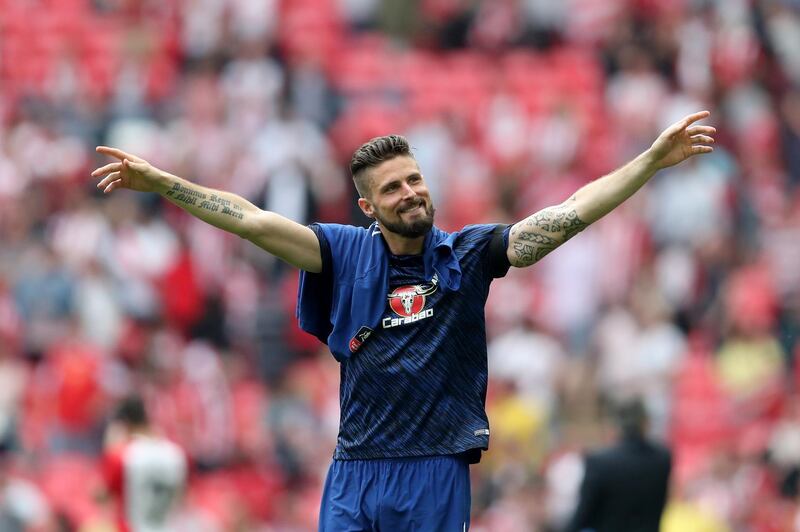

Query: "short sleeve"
(487, 224), (512, 278)
(295, 224), (334, 344)
(309, 223), (333, 275)
(296, 223), (372, 347)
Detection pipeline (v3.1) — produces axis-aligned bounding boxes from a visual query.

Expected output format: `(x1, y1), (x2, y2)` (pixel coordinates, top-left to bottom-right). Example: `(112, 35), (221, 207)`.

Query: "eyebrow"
(380, 173), (421, 193)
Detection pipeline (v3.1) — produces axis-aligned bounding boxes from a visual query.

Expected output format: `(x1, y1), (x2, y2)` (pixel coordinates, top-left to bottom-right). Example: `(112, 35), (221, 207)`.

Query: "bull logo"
(388, 278), (438, 318)
(399, 291), (417, 314)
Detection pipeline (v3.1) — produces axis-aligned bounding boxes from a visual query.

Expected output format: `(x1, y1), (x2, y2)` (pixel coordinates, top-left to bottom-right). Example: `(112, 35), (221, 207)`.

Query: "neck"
(380, 226), (425, 255)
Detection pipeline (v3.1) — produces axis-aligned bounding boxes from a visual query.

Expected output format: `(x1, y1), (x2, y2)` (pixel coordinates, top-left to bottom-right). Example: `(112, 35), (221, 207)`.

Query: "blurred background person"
(565, 398), (671, 532)
(102, 396), (188, 532)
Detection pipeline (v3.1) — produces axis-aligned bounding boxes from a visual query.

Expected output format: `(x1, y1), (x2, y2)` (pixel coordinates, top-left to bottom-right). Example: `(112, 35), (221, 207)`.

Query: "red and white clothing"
(104, 435), (188, 532)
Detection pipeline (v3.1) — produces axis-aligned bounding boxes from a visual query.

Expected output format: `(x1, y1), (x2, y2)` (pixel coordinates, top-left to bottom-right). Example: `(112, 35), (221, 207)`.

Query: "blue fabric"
(334, 225), (502, 460)
(299, 223), (508, 461)
(319, 456), (471, 532)
(297, 222), (462, 362)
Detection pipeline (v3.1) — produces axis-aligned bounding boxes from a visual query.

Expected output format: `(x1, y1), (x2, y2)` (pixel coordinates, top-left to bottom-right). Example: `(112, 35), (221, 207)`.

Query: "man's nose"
(400, 182), (417, 199)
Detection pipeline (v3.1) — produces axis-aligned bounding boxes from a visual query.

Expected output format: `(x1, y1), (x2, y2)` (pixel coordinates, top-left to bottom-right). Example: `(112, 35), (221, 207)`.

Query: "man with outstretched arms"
(93, 111), (715, 530)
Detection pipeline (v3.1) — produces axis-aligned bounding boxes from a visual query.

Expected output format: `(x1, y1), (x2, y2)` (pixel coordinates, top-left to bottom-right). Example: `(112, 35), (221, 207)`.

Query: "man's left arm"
(507, 110), (716, 267)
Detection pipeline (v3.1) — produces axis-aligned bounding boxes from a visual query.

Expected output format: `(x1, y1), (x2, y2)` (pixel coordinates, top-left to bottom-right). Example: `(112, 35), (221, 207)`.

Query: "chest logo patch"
(383, 274), (438, 329)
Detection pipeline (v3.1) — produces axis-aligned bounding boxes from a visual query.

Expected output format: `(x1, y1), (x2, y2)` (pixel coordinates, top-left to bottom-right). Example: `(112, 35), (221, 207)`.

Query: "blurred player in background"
(102, 396), (187, 532)
(565, 398), (671, 532)
(0, 449), (53, 532)
(92, 111), (714, 530)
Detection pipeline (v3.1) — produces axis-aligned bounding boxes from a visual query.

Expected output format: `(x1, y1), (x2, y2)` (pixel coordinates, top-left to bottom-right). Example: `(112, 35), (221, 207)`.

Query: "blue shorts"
(319, 455), (471, 531)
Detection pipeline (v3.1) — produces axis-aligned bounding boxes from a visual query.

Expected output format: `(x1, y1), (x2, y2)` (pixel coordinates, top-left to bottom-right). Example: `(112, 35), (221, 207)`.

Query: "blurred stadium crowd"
(2, 0), (800, 530)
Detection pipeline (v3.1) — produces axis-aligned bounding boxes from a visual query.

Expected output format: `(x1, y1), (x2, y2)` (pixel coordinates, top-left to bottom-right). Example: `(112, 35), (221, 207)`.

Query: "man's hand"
(92, 146), (165, 194)
(646, 110), (716, 170)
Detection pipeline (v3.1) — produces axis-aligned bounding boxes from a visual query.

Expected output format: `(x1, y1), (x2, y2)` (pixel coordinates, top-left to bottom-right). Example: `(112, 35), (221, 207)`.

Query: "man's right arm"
(92, 146), (322, 273)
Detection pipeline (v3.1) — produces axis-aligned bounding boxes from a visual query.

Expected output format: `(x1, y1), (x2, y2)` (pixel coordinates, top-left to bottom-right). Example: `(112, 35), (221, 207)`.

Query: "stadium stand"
(2, 0), (800, 529)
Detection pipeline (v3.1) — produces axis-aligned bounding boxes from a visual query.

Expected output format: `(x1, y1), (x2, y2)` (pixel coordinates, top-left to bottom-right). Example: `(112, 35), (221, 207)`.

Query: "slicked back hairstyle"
(350, 135), (414, 198)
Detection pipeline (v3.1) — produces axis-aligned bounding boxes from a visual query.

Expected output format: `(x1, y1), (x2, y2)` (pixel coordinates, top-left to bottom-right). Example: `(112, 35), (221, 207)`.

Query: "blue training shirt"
(309, 223), (510, 462)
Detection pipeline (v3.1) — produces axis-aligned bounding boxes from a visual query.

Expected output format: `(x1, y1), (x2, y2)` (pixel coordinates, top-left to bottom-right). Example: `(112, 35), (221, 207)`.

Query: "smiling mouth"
(400, 201), (425, 214)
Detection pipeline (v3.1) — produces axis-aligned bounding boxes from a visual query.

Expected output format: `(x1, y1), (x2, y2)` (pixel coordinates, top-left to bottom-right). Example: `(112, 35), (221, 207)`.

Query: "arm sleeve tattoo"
(509, 202), (589, 266)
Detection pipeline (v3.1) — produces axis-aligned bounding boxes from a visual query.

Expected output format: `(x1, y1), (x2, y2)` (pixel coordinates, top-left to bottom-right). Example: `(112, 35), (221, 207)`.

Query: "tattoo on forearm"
(165, 183), (207, 205)
(511, 204), (589, 265)
(165, 184), (245, 220)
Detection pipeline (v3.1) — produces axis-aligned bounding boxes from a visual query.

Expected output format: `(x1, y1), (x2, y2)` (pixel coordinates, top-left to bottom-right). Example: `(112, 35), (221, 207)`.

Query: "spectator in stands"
(565, 398), (671, 532)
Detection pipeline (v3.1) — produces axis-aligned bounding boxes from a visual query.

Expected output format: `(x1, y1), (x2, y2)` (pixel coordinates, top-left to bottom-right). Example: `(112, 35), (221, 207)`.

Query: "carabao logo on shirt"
(382, 273), (438, 329)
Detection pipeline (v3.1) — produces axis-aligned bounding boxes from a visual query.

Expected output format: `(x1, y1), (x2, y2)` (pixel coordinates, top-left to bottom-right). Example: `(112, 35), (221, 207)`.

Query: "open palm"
(92, 146), (162, 194)
(649, 111), (716, 169)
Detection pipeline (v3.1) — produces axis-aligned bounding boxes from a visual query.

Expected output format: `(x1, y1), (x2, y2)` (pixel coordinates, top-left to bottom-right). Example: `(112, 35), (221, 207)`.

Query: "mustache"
(399, 199), (426, 213)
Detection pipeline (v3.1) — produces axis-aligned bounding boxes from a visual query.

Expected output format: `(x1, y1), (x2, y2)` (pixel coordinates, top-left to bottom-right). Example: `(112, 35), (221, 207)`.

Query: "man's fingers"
(684, 110), (711, 125)
(679, 110), (711, 131)
(665, 110), (712, 139)
(691, 145), (714, 155)
(96, 146), (129, 160)
(103, 179), (123, 194)
(97, 171), (121, 190)
(687, 125), (716, 136)
(96, 146), (143, 163)
(690, 134), (715, 145)
(91, 162), (122, 177)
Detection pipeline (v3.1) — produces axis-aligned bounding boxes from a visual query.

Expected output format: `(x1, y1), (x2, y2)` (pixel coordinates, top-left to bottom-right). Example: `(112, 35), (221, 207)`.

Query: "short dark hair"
(113, 395), (149, 427)
(612, 397), (648, 437)
(350, 135), (413, 198)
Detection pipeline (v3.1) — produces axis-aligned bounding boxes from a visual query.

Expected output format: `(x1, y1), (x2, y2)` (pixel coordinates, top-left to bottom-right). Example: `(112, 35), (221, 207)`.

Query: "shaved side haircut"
(350, 135), (414, 198)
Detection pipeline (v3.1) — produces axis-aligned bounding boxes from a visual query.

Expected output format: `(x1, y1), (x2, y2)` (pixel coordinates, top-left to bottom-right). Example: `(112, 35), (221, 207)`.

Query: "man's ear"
(357, 197), (375, 219)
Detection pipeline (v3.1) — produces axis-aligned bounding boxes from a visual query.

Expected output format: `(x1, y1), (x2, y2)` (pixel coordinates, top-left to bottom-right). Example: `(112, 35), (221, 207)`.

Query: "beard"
(375, 199), (436, 238)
